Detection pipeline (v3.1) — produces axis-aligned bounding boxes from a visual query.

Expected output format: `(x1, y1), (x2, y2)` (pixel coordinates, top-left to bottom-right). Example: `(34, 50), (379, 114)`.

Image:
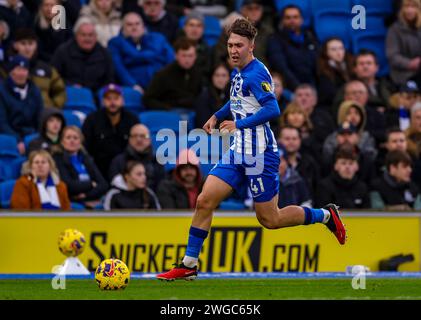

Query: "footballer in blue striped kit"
(157, 18), (347, 281)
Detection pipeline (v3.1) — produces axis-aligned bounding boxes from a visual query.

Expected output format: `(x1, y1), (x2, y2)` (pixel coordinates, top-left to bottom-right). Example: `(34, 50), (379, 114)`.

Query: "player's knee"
(196, 193), (217, 212)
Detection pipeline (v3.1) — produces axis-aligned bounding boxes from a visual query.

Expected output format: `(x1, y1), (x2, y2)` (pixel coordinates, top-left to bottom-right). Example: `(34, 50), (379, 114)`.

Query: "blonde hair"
(280, 102), (313, 130)
(23, 149), (59, 178)
(399, 0), (421, 28)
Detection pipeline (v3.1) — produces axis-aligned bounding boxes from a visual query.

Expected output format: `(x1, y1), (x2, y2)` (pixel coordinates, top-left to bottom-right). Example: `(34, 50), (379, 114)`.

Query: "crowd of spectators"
(0, 0), (420, 211)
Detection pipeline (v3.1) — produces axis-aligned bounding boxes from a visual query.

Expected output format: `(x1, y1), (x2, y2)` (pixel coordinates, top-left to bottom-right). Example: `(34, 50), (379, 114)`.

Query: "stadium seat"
(352, 31), (389, 76)
(71, 202), (86, 210)
(63, 110), (82, 128)
(313, 10), (352, 49)
(310, 0), (351, 13)
(23, 133), (39, 151)
(274, 0), (312, 28)
(352, 0), (393, 16)
(98, 86), (143, 114)
(3, 157), (26, 181)
(179, 15), (222, 47)
(0, 179), (16, 208)
(64, 86), (97, 115)
(0, 134), (19, 158)
(139, 111), (182, 134)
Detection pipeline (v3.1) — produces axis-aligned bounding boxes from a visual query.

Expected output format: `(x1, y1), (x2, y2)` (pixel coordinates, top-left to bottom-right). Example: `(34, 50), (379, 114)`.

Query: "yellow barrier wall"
(0, 213), (420, 273)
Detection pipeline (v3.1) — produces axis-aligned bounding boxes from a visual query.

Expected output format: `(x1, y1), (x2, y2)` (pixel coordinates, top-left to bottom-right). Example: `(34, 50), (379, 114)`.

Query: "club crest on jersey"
(231, 73), (243, 97)
(261, 81), (271, 92)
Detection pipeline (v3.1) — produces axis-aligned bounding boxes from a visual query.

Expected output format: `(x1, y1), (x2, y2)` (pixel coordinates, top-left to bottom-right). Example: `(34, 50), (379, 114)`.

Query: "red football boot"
(324, 203), (347, 245)
(156, 263), (198, 281)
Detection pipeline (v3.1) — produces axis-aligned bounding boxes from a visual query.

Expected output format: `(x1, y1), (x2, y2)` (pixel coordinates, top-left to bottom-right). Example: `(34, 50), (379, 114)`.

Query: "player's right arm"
(203, 100), (230, 134)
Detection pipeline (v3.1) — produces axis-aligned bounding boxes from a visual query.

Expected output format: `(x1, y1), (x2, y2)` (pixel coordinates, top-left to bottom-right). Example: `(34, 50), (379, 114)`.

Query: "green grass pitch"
(1, 278), (421, 300)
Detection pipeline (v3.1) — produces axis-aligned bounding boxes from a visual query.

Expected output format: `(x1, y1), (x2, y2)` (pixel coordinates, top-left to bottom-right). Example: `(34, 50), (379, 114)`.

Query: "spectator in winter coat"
(27, 108), (65, 155)
(0, 0), (32, 40)
(157, 149), (203, 209)
(82, 83), (140, 179)
(316, 145), (369, 209)
(79, 0), (121, 48)
(405, 101), (421, 159)
(270, 71), (293, 137)
(108, 12), (174, 93)
(51, 17), (114, 92)
(34, 0), (73, 62)
(108, 123), (165, 191)
(11, 149), (71, 210)
(0, 55), (43, 155)
(370, 150), (421, 210)
(53, 126), (109, 207)
(103, 161), (161, 210)
(386, 0), (421, 86)
(267, 5), (318, 90)
(12, 28), (66, 109)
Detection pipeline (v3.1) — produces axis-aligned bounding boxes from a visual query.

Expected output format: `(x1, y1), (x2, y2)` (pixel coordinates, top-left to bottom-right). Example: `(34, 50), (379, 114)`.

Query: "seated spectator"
(194, 62), (230, 129)
(53, 126), (108, 207)
(157, 149), (203, 209)
(316, 145), (369, 209)
(11, 149), (71, 210)
(140, 0), (179, 44)
(12, 28), (66, 109)
(215, 0), (273, 67)
(293, 84), (335, 160)
(34, 0), (73, 62)
(51, 17), (114, 92)
(108, 12), (174, 93)
(0, 19), (9, 68)
(280, 102), (313, 144)
(333, 50), (395, 111)
(386, 80), (420, 130)
(82, 84), (139, 179)
(79, 0), (121, 48)
(323, 101), (376, 167)
(28, 108), (65, 155)
(278, 126), (320, 199)
(267, 5), (318, 90)
(342, 80), (388, 145)
(317, 37), (353, 108)
(371, 150), (421, 210)
(270, 71), (292, 137)
(103, 160), (161, 210)
(386, 0), (421, 86)
(406, 101), (421, 159)
(143, 37), (202, 110)
(277, 145), (312, 208)
(375, 127), (409, 176)
(109, 123), (165, 191)
(0, 0), (31, 39)
(0, 55), (43, 155)
(176, 11), (212, 79)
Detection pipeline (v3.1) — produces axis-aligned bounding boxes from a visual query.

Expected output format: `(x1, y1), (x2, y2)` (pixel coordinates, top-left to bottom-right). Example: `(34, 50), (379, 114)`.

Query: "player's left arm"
(235, 72), (280, 129)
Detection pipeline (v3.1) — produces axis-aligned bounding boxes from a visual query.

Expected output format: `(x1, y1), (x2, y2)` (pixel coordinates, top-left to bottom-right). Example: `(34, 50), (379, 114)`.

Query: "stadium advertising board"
(0, 213), (420, 273)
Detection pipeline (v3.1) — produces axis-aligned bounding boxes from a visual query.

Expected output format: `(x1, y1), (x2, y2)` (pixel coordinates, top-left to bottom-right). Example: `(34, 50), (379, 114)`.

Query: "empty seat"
(139, 111), (182, 134)
(352, 0), (393, 16)
(64, 86), (97, 115)
(0, 179), (16, 208)
(313, 10), (352, 49)
(23, 133), (39, 150)
(63, 110), (82, 128)
(0, 134), (19, 158)
(311, 0), (351, 13)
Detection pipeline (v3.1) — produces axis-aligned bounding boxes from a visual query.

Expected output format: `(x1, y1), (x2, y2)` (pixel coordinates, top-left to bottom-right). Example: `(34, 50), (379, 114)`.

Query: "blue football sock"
(185, 226), (209, 259)
(302, 207), (326, 225)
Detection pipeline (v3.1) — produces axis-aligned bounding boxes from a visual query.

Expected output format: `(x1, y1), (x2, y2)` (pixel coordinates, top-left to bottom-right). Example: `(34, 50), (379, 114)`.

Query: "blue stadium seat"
(313, 10), (352, 49)
(352, 31), (389, 76)
(0, 179), (16, 208)
(62, 110), (82, 128)
(71, 202), (86, 210)
(179, 15), (222, 47)
(274, 0), (312, 28)
(139, 111), (182, 134)
(352, 0), (393, 16)
(0, 134), (19, 158)
(64, 86), (97, 115)
(98, 86), (143, 114)
(311, 0), (351, 13)
(23, 133), (39, 151)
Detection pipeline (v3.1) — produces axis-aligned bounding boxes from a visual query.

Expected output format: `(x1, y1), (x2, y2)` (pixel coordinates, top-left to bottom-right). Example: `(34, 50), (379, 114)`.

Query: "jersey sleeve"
(235, 70), (280, 130)
(214, 100), (231, 120)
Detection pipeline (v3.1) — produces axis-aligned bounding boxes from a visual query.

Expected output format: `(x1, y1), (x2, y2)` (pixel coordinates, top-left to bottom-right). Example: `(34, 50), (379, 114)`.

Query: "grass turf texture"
(1, 279), (421, 300)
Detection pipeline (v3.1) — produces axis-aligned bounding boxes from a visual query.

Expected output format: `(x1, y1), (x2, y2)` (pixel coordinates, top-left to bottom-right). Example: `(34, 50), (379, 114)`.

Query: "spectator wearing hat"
(27, 108), (66, 155)
(108, 12), (174, 93)
(277, 144), (312, 208)
(82, 83), (140, 180)
(370, 150), (421, 210)
(215, 0), (273, 67)
(79, 0), (122, 48)
(386, 80), (420, 130)
(267, 4), (318, 90)
(34, 0), (73, 62)
(0, 55), (43, 155)
(143, 37), (202, 110)
(175, 11), (212, 79)
(157, 148), (203, 209)
(12, 28), (66, 109)
(51, 17), (114, 92)
(316, 145), (369, 209)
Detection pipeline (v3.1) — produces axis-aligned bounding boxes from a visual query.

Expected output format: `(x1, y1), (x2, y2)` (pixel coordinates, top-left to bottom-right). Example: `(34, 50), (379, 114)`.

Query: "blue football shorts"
(208, 148), (280, 203)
